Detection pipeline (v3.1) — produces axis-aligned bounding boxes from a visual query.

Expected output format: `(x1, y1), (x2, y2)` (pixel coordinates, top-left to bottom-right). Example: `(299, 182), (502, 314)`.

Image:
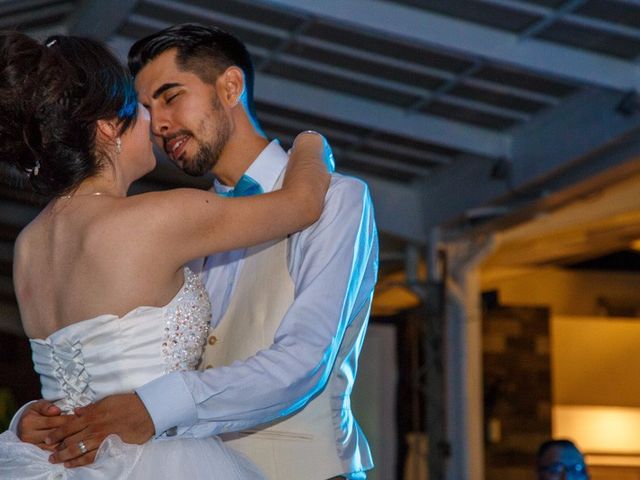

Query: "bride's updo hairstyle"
(0, 32), (138, 198)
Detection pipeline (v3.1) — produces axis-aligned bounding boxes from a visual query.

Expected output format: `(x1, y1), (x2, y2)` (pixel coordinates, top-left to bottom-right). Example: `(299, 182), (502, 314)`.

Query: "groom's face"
(135, 48), (231, 176)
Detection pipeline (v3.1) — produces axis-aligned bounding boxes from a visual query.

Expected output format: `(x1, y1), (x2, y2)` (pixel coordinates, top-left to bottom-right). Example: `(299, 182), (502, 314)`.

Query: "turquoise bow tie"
(218, 175), (263, 197)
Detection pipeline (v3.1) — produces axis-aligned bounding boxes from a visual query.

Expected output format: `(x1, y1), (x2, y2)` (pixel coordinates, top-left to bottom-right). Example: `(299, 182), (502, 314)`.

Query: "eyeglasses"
(539, 462), (588, 478)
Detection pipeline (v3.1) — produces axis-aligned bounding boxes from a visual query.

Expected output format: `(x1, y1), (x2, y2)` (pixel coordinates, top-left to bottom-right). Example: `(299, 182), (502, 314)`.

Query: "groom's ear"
(216, 66), (245, 108)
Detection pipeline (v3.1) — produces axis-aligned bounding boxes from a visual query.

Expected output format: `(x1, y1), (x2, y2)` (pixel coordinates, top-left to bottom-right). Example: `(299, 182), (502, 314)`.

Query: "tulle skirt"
(0, 430), (265, 479)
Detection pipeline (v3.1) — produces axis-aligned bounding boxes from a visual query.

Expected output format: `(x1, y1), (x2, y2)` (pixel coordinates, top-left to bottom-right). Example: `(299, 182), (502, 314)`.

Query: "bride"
(0, 32), (330, 478)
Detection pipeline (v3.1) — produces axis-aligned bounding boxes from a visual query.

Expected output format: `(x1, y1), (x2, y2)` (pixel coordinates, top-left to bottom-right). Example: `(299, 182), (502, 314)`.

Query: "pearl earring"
(116, 137), (122, 154)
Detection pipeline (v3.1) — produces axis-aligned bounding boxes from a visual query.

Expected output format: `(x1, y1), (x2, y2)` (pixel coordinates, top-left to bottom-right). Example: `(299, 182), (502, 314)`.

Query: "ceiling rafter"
(510, 89), (640, 186)
(248, 44), (531, 122)
(517, 0), (587, 40)
(67, 0), (139, 39)
(0, 1), (72, 30)
(259, 112), (450, 167)
(131, 5), (530, 121)
(0, 0), (63, 17)
(480, 0), (640, 41)
(265, 130), (433, 178)
(140, 0), (561, 115)
(260, 0), (640, 91)
(144, 0), (561, 107)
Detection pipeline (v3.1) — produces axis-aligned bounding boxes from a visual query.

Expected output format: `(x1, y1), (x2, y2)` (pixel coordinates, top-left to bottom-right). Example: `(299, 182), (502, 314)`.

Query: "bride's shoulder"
(84, 189), (208, 245)
(13, 222), (38, 295)
(14, 216), (43, 263)
(118, 188), (208, 209)
(110, 189), (218, 224)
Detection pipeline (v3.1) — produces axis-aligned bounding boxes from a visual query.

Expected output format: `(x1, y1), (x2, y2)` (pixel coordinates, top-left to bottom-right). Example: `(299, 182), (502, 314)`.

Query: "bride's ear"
(96, 119), (121, 154)
(96, 119), (119, 144)
(95, 119), (124, 165)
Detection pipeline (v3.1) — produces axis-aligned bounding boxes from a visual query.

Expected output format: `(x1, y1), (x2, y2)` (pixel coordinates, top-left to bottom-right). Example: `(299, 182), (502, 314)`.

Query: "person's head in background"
(537, 439), (589, 480)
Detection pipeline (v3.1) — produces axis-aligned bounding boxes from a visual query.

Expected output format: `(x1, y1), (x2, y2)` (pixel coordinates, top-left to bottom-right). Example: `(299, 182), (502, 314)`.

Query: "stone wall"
(482, 302), (551, 480)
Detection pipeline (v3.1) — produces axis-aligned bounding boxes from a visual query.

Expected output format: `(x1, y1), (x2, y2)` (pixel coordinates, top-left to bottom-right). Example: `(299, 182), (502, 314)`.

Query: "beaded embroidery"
(161, 268), (211, 373)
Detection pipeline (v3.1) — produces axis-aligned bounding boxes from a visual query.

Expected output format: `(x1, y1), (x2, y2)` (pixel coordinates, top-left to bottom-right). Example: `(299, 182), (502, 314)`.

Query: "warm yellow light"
(554, 405), (640, 456)
(631, 239), (640, 251)
(372, 269), (423, 316)
(372, 283), (420, 316)
(552, 317), (640, 407)
(585, 454), (640, 466)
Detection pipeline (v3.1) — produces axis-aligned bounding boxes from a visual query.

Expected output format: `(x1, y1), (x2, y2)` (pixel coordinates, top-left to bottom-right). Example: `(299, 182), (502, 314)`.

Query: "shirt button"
(208, 335), (217, 345)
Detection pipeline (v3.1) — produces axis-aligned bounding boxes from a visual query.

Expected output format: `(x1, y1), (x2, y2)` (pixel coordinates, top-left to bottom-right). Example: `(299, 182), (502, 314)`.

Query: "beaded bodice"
(29, 268), (211, 413)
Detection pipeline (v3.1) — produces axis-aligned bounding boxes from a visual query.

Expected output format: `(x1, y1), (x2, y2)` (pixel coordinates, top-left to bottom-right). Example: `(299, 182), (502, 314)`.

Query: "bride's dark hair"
(0, 32), (138, 198)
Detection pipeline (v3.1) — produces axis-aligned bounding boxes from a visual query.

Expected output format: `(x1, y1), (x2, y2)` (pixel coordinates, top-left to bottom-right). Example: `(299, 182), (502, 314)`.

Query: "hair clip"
(46, 39), (57, 48)
(25, 160), (41, 177)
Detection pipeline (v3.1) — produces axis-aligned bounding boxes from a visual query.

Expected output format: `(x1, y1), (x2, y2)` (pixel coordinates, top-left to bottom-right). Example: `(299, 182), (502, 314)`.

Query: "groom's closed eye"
(152, 82), (183, 100)
(165, 92), (182, 104)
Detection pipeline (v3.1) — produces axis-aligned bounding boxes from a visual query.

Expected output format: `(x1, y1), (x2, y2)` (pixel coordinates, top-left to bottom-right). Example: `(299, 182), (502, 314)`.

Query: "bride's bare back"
(14, 197), (183, 339)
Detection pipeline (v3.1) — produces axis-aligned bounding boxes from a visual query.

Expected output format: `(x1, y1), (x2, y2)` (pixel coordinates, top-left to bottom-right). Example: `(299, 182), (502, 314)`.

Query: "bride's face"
(119, 104), (156, 179)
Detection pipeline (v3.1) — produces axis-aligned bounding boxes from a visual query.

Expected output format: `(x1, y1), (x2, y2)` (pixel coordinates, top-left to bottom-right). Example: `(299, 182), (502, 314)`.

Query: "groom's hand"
(46, 393), (155, 468)
(18, 400), (66, 451)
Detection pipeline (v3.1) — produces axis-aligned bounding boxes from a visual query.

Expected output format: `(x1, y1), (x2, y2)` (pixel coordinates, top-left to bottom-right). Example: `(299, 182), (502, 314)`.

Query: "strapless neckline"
(31, 267), (195, 344)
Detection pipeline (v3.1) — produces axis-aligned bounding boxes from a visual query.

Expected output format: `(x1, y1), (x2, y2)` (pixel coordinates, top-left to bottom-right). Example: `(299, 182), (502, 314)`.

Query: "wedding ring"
(78, 440), (88, 455)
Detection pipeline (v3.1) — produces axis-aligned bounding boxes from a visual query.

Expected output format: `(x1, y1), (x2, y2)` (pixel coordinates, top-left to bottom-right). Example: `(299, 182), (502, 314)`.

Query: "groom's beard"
(182, 95), (232, 177)
(182, 138), (218, 177)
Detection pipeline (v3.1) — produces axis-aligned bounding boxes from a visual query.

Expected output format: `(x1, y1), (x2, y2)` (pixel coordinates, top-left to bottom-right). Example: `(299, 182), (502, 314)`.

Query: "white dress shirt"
(135, 140), (378, 478)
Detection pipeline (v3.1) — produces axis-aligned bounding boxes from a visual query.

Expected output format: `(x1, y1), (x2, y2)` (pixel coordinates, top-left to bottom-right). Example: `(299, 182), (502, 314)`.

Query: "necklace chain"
(59, 192), (111, 200)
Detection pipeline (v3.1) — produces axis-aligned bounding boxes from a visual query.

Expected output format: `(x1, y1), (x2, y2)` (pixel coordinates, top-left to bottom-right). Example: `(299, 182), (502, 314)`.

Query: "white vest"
(200, 234), (345, 479)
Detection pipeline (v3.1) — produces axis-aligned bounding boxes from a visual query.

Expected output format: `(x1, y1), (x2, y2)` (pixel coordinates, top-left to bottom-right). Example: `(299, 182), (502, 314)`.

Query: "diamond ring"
(78, 440), (88, 455)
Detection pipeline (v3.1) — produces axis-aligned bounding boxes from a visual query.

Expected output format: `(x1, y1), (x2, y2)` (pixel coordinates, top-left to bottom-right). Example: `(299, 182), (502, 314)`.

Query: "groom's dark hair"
(128, 23), (256, 119)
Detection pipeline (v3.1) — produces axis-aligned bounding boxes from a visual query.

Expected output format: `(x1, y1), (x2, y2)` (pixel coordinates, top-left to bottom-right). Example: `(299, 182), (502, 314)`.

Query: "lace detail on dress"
(48, 338), (95, 412)
(161, 267), (211, 373)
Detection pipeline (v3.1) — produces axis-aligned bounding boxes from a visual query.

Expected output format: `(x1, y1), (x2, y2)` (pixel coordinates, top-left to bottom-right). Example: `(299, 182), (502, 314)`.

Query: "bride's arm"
(126, 132), (331, 267)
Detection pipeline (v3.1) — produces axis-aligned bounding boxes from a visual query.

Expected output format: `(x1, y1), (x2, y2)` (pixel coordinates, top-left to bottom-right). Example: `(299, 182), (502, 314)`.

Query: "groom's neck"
(213, 127), (269, 187)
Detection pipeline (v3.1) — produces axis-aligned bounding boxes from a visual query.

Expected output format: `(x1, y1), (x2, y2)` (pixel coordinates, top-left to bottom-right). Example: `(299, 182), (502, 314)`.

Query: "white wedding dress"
(0, 268), (265, 479)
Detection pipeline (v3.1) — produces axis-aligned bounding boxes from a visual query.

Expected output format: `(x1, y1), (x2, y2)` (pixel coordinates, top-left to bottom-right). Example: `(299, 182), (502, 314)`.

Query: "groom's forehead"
(134, 49), (182, 96)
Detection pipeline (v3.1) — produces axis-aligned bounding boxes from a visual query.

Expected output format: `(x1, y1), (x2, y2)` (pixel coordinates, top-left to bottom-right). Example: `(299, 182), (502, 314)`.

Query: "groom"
(14, 24), (378, 480)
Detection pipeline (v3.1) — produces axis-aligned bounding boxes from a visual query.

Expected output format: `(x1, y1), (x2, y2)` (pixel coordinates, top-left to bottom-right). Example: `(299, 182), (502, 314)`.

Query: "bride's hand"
(291, 131), (335, 174)
(17, 400), (65, 451)
(281, 131), (333, 225)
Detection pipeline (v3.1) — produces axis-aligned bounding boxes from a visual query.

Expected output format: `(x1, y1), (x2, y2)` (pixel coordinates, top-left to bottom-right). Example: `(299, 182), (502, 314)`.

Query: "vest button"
(208, 335), (217, 345)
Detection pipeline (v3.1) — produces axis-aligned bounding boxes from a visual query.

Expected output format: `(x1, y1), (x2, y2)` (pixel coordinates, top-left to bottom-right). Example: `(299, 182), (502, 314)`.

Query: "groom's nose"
(150, 109), (170, 136)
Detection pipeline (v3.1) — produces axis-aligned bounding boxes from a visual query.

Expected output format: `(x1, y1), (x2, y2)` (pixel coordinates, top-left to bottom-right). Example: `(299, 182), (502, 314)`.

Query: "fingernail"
(44, 437), (51, 445)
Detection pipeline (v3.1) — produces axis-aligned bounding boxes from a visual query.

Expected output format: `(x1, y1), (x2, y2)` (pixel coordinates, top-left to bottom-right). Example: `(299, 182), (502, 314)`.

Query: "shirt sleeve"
(135, 176), (378, 438)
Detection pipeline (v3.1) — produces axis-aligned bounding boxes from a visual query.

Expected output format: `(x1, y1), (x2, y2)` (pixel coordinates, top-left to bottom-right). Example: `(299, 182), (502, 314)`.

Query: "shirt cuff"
(8, 400), (36, 435)
(135, 372), (197, 437)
